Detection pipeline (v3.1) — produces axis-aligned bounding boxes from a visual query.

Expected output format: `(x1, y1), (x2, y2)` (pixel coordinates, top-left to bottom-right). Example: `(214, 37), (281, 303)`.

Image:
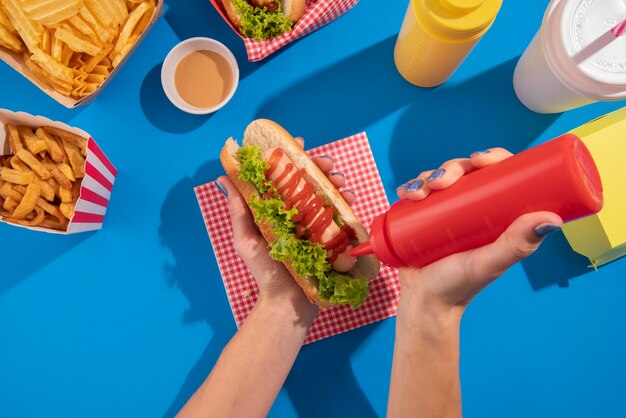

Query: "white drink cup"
(514, 0), (626, 114)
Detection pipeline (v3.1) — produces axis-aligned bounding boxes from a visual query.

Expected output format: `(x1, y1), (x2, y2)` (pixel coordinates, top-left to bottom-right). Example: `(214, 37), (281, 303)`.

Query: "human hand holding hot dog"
(215, 136), (357, 313)
(218, 120), (379, 311)
(388, 148), (563, 418)
(179, 128), (364, 418)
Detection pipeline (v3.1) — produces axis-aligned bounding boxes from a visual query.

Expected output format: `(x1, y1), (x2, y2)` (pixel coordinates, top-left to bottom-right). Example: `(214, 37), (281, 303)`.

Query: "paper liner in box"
(209, 0), (359, 61)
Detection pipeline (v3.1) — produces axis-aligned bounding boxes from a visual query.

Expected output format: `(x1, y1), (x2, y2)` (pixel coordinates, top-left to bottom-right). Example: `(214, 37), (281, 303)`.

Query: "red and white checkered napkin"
(194, 133), (400, 344)
(209, 0), (359, 62)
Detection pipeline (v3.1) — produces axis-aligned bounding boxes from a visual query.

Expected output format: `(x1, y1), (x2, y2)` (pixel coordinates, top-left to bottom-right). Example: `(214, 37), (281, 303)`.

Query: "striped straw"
(612, 19), (626, 37)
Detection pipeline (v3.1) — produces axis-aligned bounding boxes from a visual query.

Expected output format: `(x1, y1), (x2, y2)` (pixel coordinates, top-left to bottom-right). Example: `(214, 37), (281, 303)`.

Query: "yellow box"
(563, 106), (626, 267)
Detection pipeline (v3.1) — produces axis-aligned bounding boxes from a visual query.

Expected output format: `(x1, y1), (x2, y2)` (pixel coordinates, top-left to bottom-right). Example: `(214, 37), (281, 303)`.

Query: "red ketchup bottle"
(351, 134), (603, 268)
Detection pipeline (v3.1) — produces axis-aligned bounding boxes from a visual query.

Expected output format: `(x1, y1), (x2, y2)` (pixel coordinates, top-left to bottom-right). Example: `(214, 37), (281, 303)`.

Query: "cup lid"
(559, 0), (626, 87)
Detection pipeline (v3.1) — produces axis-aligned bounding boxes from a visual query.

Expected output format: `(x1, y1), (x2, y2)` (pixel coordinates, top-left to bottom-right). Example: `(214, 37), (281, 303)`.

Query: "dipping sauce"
(174, 50), (233, 109)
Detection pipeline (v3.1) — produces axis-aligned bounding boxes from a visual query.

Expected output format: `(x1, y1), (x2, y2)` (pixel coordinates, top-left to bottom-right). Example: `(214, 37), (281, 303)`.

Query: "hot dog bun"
(220, 119), (380, 308)
(221, 0), (242, 28)
(280, 0), (306, 23)
(220, 0), (306, 30)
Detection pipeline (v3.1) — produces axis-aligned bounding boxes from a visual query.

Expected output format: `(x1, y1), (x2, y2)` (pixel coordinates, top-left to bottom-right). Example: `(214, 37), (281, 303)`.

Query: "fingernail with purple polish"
(428, 169), (446, 181)
(329, 171), (345, 178)
(215, 181), (228, 196)
(343, 189), (355, 195)
(407, 179), (424, 192)
(534, 223), (561, 238)
(397, 179), (415, 190)
(319, 155), (334, 163)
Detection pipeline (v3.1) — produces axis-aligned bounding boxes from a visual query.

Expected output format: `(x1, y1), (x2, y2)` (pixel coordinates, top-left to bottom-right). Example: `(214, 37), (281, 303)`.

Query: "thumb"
(216, 176), (261, 243)
(465, 211), (564, 283)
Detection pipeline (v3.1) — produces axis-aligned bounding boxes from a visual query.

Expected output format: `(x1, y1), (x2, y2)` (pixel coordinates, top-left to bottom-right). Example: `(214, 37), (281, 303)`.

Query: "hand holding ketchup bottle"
(351, 134), (603, 268)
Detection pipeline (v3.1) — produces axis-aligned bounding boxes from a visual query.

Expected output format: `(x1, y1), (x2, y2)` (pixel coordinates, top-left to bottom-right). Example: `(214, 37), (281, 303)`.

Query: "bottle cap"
(352, 210), (405, 267)
(441, 0), (484, 13)
(417, 0), (503, 40)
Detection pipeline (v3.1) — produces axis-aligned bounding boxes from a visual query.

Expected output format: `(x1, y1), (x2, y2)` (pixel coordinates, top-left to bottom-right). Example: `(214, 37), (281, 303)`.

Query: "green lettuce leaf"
(237, 144), (271, 194)
(270, 233), (329, 280)
(232, 0), (293, 41)
(249, 195), (297, 235)
(319, 272), (369, 309)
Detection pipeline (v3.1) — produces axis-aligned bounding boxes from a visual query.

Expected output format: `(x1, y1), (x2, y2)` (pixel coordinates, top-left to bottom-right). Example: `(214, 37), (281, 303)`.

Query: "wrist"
(256, 293), (319, 328)
(396, 292), (462, 341)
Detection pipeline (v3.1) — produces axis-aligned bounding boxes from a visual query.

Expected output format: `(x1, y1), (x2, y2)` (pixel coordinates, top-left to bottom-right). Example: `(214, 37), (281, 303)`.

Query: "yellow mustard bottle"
(394, 0), (502, 87)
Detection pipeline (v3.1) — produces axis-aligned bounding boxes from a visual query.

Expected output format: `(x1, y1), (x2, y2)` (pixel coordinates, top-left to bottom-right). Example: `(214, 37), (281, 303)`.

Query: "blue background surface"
(1, 1), (625, 416)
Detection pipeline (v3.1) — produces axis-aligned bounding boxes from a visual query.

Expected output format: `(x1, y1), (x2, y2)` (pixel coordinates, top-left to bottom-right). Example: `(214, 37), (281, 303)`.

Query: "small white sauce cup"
(161, 37), (240, 115)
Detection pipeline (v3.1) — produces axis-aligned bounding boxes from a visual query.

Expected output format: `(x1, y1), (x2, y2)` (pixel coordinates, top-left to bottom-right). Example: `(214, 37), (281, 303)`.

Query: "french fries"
(35, 127), (65, 162)
(6, 123), (23, 153)
(43, 157), (72, 189)
(3, 196), (18, 211)
(19, 126), (47, 154)
(42, 125), (87, 156)
(0, 167), (35, 185)
(0, 123), (87, 231)
(16, 148), (52, 179)
(12, 182), (40, 219)
(0, 0), (156, 99)
(60, 139), (85, 178)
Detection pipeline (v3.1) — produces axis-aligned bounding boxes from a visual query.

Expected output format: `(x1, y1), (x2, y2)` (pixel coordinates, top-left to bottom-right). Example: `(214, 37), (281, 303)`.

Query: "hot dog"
(220, 120), (380, 308)
(249, 0), (278, 12)
(263, 147), (357, 272)
(220, 0), (306, 41)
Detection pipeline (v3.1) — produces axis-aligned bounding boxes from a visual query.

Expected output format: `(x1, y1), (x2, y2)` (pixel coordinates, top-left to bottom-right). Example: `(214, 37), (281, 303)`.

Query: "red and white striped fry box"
(0, 109), (116, 234)
(195, 132), (400, 344)
(209, 0), (359, 61)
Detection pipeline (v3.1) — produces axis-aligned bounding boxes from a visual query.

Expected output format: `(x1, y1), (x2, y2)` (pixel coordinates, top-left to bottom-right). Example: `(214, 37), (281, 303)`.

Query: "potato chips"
(0, 123), (87, 230)
(0, 0), (156, 99)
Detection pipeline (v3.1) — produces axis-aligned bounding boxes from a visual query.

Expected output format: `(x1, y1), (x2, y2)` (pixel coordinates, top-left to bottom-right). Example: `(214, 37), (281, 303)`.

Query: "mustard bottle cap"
(440, 0), (484, 12)
(417, 0), (503, 40)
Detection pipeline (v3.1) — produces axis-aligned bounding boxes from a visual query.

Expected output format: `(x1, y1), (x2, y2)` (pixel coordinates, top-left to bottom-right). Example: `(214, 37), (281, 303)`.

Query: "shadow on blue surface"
(0, 228), (94, 295)
(521, 231), (591, 290)
(284, 324), (379, 418)
(0, 95), (87, 127)
(389, 58), (560, 184)
(140, 64), (213, 133)
(159, 159), (234, 417)
(159, 159), (380, 417)
(164, 0), (225, 41)
(256, 36), (429, 144)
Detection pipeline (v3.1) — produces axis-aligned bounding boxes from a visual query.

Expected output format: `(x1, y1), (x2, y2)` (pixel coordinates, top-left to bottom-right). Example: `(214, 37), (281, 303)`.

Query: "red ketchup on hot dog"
(249, 0), (278, 11)
(264, 148), (357, 272)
